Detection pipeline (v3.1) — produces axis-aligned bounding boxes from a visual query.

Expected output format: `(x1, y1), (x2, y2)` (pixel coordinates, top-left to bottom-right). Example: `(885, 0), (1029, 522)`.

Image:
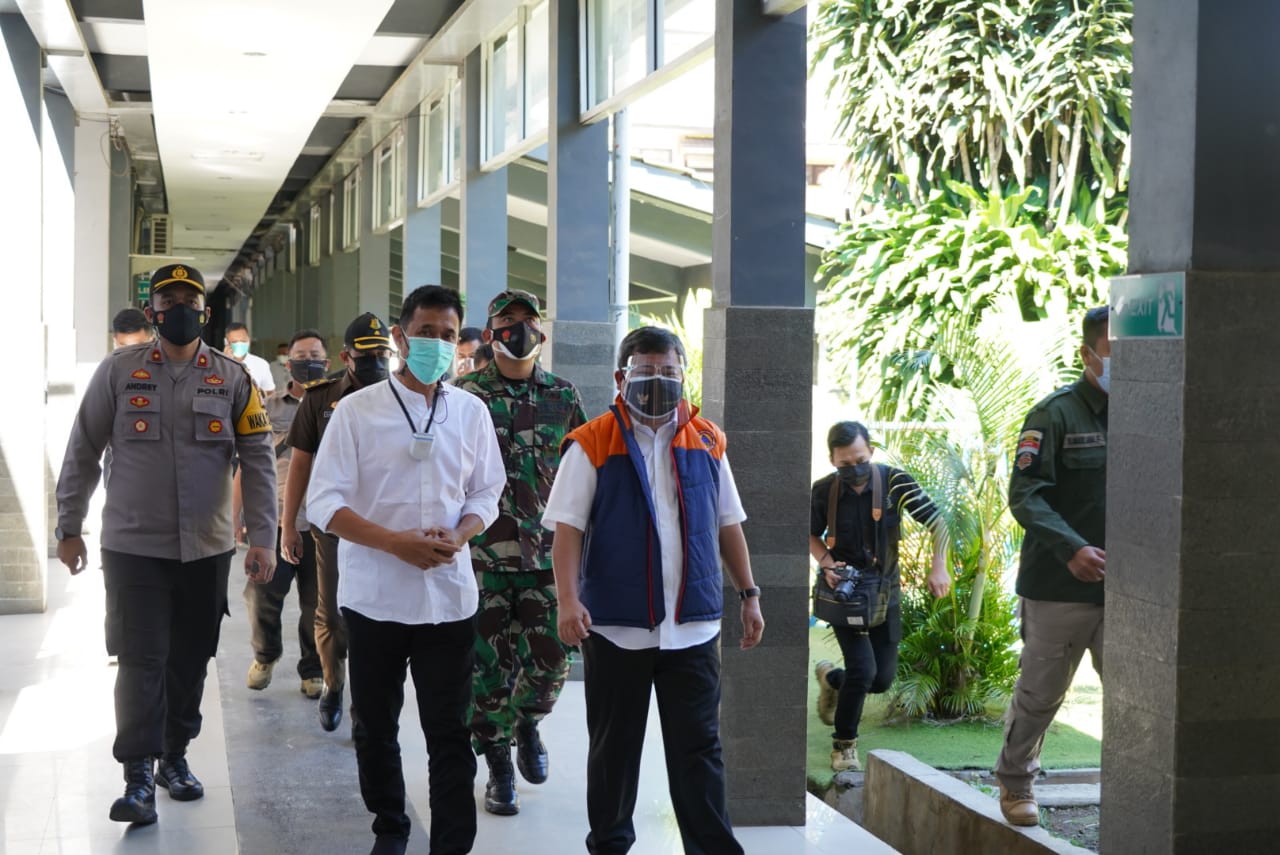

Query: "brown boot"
(831, 737), (860, 772)
(999, 785), (1039, 827)
(814, 660), (838, 726)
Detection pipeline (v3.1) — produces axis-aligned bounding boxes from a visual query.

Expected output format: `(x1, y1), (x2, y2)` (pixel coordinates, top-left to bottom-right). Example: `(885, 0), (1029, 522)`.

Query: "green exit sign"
(1110, 273), (1184, 339)
(135, 275), (150, 303)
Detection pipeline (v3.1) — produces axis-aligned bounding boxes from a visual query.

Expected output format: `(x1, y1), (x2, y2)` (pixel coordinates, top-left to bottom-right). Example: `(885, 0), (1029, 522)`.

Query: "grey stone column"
(0, 14), (48, 613)
(460, 47), (507, 322)
(1104, 2), (1280, 851)
(542, 0), (614, 417)
(707, 0), (811, 827)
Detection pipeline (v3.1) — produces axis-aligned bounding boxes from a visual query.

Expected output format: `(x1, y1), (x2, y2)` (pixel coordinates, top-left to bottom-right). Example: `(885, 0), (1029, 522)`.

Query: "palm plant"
(880, 303), (1077, 719)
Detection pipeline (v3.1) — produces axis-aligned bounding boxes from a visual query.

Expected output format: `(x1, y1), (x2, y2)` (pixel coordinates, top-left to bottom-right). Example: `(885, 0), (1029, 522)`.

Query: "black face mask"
(624, 376), (683, 419)
(491, 322), (541, 360)
(350, 355), (389, 387)
(290, 360), (328, 384)
(838, 462), (872, 487)
(153, 304), (205, 346)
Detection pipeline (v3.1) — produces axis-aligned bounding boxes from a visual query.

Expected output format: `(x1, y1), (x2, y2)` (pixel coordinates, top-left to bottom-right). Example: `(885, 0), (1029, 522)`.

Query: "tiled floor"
(1, 546), (895, 854)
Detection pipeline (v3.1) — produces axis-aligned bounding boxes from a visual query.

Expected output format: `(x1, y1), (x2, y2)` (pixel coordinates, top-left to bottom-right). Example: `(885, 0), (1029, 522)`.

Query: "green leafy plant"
(880, 306), (1076, 720)
(817, 183), (1123, 418)
(812, 0), (1132, 225)
(641, 289), (708, 409)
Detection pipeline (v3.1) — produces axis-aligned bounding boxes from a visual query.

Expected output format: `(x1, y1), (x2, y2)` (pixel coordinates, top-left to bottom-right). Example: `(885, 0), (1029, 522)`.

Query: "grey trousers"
(995, 598), (1104, 791)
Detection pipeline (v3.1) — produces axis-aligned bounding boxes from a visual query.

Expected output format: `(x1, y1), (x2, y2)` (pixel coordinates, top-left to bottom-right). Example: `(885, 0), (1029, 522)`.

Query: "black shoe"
(369, 835), (408, 855)
(109, 758), (157, 824)
(483, 744), (519, 816)
(318, 684), (344, 732)
(155, 753), (204, 801)
(515, 717), (549, 785)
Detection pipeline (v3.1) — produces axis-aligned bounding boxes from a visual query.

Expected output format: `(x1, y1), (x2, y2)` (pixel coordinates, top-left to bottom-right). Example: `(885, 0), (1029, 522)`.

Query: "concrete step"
(1037, 783), (1100, 808)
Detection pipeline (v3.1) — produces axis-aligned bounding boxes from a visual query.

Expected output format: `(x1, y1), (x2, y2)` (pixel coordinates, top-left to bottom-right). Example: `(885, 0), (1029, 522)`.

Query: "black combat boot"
(483, 743), (519, 816)
(514, 717), (549, 784)
(109, 758), (157, 824)
(155, 752), (205, 801)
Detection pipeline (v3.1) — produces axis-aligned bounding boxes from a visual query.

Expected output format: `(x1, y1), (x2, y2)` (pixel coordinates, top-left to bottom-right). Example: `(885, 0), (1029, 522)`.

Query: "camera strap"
(824, 465), (886, 563)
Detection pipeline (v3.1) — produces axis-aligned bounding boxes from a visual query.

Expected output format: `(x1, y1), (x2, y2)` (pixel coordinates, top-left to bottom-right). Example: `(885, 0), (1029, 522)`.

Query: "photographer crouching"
(808, 421), (951, 772)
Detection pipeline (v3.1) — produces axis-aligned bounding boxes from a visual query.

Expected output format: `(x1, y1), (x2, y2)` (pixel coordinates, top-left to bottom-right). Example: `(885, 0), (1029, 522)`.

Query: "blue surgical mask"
(405, 337), (456, 385)
(229, 341), (250, 358)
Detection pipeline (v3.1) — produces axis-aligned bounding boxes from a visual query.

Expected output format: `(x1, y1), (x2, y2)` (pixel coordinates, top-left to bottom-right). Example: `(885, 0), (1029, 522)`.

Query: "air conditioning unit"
(148, 214), (171, 255)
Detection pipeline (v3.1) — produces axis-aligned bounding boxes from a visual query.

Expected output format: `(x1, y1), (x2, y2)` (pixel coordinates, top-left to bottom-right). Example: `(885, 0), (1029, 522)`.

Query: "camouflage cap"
(344, 312), (393, 351)
(150, 263), (205, 296)
(487, 289), (541, 319)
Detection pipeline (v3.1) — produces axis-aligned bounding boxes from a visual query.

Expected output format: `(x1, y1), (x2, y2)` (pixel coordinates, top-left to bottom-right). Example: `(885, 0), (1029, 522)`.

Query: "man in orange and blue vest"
(544, 326), (764, 855)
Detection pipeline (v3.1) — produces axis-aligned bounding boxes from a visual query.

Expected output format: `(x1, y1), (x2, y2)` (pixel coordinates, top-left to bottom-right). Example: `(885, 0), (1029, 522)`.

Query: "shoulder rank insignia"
(197, 354), (209, 368)
(149, 349), (163, 363)
(131, 369), (151, 380)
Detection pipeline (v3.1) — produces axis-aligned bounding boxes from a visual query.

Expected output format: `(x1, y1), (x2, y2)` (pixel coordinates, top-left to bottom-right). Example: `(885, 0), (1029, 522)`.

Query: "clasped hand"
(391, 527), (464, 570)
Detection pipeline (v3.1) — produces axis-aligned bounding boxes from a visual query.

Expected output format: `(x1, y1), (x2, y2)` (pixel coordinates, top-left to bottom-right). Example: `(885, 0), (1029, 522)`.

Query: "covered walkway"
(1, 539), (891, 854)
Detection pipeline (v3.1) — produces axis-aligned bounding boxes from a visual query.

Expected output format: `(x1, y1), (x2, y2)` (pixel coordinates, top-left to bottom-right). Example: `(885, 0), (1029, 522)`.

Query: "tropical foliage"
(817, 183), (1124, 417)
(882, 306), (1076, 719)
(812, 0), (1133, 226)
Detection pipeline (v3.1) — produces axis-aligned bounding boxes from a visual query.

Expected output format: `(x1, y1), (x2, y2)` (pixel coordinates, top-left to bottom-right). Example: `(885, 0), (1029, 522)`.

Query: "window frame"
(373, 124), (407, 234)
(341, 166), (362, 253)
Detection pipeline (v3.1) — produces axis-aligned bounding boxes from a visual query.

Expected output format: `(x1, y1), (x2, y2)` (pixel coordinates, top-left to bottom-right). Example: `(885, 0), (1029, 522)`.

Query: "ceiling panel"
(90, 52), (149, 92)
(70, 0), (143, 21)
(80, 19), (145, 54)
(335, 64), (405, 101)
(304, 116), (359, 150)
(376, 0), (459, 36)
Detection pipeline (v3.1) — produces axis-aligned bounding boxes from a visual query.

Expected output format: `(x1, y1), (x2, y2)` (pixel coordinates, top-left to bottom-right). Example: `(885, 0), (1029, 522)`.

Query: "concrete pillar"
(459, 47), (507, 323)
(73, 118), (112, 366)
(706, 0), (811, 827)
(43, 91), (76, 559)
(1103, 2), (1280, 851)
(543, 0), (614, 417)
(0, 14), (48, 613)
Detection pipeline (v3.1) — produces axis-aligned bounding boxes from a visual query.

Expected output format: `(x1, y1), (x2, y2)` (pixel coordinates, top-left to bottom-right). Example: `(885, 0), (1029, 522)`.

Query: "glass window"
(373, 127), (405, 230)
(308, 204), (321, 266)
(342, 167), (361, 251)
(450, 81), (462, 180)
(524, 1), (550, 136)
(418, 81), (461, 203)
(660, 0), (713, 65)
(486, 25), (522, 160)
(588, 0), (649, 106)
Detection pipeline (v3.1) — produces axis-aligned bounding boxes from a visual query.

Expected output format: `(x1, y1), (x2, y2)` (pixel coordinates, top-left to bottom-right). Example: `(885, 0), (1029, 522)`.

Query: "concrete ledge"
(864, 750), (1095, 855)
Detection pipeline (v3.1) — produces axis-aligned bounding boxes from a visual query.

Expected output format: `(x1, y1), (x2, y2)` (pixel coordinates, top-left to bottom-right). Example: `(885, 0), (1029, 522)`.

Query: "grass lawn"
(807, 625), (1101, 792)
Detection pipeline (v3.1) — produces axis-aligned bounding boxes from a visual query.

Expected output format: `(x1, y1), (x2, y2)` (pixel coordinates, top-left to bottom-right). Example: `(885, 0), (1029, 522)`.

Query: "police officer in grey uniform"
(55, 264), (278, 826)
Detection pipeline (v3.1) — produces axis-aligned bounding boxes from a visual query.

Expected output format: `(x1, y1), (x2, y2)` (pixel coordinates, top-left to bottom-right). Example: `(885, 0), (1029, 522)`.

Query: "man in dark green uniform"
(996, 306), (1109, 827)
(281, 312), (394, 732)
(455, 290), (587, 816)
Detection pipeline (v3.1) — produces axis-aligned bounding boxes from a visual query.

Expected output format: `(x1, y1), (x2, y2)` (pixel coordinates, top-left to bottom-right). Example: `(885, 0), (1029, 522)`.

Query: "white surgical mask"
(1088, 348), (1110, 395)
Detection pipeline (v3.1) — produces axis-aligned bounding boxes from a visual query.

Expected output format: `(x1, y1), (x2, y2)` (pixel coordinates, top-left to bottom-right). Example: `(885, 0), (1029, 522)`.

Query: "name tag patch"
(1064, 432), (1106, 449)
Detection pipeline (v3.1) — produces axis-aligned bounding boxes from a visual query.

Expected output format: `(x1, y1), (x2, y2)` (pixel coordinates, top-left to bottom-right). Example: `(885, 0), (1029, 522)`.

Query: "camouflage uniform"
(456, 361), (587, 753)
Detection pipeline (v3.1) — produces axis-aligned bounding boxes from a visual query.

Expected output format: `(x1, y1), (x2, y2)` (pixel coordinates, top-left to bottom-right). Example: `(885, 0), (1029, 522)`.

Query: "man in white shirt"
(225, 322), (276, 394)
(307, 286), (504, 855)
(544, 326), (765, 855)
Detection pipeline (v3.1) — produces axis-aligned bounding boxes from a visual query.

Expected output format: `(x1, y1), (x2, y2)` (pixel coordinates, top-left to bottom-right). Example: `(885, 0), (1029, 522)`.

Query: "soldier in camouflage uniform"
(455, 290), (587, 817)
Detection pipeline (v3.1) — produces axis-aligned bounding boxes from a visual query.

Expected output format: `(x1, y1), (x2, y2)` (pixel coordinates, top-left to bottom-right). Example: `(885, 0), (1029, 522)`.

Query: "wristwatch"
(738, 586), (761, 601)
(54, 526), (79, 541)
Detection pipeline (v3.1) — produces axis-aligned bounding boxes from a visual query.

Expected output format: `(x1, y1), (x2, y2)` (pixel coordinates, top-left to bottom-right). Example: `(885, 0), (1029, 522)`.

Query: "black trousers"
(244, 528), (320, 678)
(580, 633), (742, 855)
(829, 601), (902, 740)
(101, 548), (232, 762)
(343, 607), (477, 853)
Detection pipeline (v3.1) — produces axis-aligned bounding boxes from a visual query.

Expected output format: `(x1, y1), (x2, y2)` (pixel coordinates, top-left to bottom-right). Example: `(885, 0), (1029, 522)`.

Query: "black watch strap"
(738, 586), (761, 601)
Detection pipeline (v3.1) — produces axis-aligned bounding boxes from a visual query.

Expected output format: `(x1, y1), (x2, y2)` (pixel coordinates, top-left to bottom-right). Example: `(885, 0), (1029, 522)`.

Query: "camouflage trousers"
(471, 569), (571, 753)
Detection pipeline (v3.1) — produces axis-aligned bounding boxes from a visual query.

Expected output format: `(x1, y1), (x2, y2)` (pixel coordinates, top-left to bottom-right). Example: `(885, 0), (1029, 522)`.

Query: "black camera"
(830, 565), (862, 603)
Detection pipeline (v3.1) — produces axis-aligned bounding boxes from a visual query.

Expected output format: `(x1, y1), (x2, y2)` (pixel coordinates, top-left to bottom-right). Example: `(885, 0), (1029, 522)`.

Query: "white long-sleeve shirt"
(307, 374), (504, 625)
(542, 416), (747, 651)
